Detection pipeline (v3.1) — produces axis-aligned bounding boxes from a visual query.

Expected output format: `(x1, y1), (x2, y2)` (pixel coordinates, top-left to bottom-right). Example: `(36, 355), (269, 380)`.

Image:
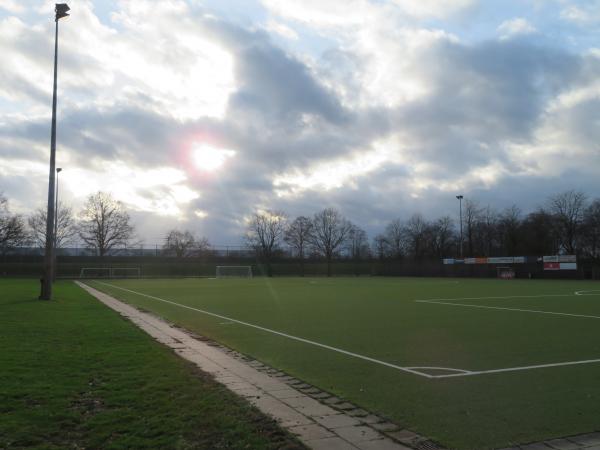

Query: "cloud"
(561, 4), (600, 25)
(1, 0), (600, 246)
(497, 18), (537, 40)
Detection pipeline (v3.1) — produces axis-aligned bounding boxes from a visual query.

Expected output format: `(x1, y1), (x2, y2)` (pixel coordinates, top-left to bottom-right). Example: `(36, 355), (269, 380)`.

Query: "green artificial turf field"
(0, 279), (302, 450)
(88, 276), (600, 450)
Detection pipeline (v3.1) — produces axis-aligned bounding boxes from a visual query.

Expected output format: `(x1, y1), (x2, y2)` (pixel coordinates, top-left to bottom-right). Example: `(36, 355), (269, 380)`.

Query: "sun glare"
(191, 143), (235, 171)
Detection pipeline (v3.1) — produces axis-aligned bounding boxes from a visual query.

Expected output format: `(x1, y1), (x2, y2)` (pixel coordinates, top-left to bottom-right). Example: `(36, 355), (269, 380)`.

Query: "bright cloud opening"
(191, 143), (236, 171)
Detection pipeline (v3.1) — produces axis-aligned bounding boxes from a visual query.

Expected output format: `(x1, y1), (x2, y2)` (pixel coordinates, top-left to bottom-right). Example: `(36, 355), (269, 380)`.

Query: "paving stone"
(310, 392), (332, 400)
(356, 437), (412, 450)
(347, 408), (369, 417)
(387, 429), (420, 443)
(545, 438), (582, 450)
(314, 414), (361, 429)
(334, 402), (357, 411)
(306, 436), (359, 450)
(288, 423), (335, 441)
(334, 425), (384, 443)
(371, 422), (400, 432)
(584, 446), (600, 450)
(268, 388), (305, 400)
(233, 388), (262, 399)
(299, 387), (322, 395)
(570, 433), (600, 447)
(520, 443), (554, 450)
(359, 414), (383, 424)
(250, 396), (314, 427)
(324, 396), (344, 405)
(282, 396), (338, 417)
(295, 383), (312, 390)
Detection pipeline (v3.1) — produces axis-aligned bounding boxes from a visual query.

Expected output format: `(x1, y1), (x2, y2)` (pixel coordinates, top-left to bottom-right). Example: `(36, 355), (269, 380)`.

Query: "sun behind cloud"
(191, 143), (236, 171)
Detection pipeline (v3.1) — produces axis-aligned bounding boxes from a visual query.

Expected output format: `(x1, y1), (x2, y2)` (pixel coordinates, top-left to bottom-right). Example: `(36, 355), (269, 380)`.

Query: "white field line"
(90, 281), (434, 379)
(434, 358), (600, 378)
(414, 293), (576, 302)
(90, 281), (600, 379)
(415, 299), (600, 320)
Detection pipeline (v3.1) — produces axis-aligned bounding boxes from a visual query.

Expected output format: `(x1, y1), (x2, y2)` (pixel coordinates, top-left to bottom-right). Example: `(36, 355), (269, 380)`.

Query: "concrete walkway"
(77, 282), (420, 450)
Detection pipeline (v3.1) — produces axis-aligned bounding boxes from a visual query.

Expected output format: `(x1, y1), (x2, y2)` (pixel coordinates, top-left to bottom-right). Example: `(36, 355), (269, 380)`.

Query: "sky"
(1, 0), (600, 246)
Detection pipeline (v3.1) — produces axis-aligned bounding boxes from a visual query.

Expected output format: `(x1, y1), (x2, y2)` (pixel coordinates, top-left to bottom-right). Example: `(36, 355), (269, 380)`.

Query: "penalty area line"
(90, 281), (434, 379)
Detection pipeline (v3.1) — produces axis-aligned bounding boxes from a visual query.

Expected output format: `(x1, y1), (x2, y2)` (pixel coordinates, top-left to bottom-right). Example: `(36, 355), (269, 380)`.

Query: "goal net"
(497, 266), (516, 280)
(216, 266), (253, 278)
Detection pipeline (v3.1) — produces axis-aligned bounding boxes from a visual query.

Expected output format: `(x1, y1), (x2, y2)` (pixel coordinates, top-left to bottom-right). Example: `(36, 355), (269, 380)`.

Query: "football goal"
(216, 266), (253, 278)
(497, 266), (516, 279)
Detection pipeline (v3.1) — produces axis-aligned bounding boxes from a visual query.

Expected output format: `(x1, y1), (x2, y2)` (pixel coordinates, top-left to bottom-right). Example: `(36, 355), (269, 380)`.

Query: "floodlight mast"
(456, 195), (464, 258)
(40, 4), (70, 300)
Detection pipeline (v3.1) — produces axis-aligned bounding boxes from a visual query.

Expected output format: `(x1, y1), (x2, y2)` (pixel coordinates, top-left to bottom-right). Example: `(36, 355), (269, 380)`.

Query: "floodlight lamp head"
(56, 168), (62, 173)
(456, 195), (463, 200)
(55, 3), (70, 21)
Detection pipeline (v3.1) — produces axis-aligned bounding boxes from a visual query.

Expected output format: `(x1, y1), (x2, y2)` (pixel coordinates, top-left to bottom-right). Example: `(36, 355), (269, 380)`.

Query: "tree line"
(2, 189), (599, 266)
(243, 190), (600, 276)
(0, 191), (210, 257)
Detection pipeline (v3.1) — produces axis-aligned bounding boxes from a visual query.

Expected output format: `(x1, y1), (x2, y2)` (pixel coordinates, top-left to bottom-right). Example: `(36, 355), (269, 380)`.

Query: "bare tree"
(383, 219), (405, 259)
(478, 206), (499, 256)
(372, 234), (388, 259)
(28, 202), (77, 249)
(498, 205), (521, 256)
(0, 193), (28, 253)
(163, 230), (197, 257)
(194, 236), (211, 257)
(463, 199), (481, 257)
(403, 213), (428, 259)
(582, 199), (600, 259)
(78, 192), (135, 257)
(310, 208), (353, 277)
(245, 210), (286, 276)
(347, 225), (370, 260)
(284, 216), (313, 276)
(429, 216), (455, 257)
(549, 190), (587, 254)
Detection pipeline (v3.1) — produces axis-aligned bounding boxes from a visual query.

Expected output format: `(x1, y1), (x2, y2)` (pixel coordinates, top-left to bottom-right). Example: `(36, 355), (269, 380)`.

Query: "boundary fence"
(1, 254), (600, 279)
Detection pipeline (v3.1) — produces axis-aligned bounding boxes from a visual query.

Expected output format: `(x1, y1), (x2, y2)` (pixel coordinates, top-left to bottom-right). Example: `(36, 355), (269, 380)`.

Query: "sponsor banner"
(544, 262), (560, 271)
(443, 258), (455, 265)
(543, 255), (559, 263)
(488, 257), (515, 264)
(475, 257), (487, 264)
(558, 255), (577, 263)
(560, 262), (577, 270)
(464, 258), (477, 264)
(513, 256), (526, 264)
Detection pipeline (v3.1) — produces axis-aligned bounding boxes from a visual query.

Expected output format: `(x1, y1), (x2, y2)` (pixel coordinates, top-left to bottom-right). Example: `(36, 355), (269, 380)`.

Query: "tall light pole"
(53, 167), (62, 281)
(40, 3), (70, 300)
(456, 195), (464, 258)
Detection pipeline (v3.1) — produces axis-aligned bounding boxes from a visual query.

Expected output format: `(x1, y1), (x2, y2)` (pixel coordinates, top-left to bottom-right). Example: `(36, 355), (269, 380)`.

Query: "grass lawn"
(89, 276), (600, 450)
(0, 279), (303, 450)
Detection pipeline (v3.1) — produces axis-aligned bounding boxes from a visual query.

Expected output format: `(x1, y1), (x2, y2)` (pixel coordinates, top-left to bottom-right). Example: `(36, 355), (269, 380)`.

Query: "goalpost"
(216, 266), (253, 278)
(497, 266), (516, 280)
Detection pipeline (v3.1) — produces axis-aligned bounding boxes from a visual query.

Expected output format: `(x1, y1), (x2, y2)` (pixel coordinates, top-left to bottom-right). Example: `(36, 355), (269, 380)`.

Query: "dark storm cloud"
(395, 38), (581, 172)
